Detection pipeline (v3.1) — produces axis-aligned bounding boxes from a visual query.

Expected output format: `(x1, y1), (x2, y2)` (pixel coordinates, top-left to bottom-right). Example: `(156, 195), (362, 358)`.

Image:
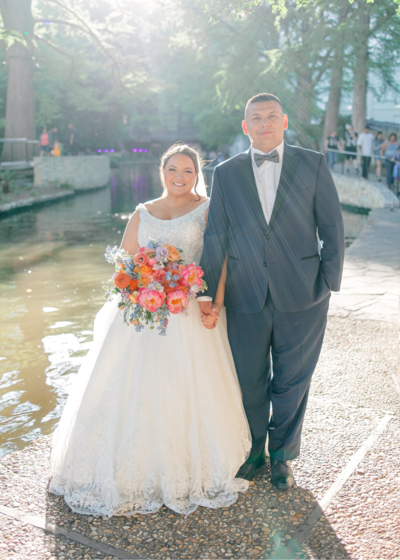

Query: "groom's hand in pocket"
(199, 301), (220, 329)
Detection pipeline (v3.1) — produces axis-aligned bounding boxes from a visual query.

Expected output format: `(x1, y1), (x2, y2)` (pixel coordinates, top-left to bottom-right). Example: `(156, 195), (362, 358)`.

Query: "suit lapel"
(269, 143), (299, 228)
(235, 149), (268, 232)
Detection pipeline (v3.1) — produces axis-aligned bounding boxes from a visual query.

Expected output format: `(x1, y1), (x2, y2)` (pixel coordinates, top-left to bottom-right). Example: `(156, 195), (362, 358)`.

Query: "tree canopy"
(0, 0), (399, 153)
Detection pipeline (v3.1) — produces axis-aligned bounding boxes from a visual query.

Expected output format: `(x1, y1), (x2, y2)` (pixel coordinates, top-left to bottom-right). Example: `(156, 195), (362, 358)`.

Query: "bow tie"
(254, 150), (280, 167)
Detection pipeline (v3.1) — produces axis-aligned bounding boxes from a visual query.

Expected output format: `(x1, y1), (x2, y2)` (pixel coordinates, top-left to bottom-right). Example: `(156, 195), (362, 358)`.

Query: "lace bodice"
(137, 200), (210, 265)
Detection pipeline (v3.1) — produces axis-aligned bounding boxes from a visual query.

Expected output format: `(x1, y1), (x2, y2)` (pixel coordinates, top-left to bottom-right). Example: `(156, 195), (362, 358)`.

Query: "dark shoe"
(270, 459), (294, 490)
(236, 455), (266, 481)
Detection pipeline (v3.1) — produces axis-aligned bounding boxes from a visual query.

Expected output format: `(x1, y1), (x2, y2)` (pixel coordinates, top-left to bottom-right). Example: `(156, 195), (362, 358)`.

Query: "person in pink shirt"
(40, 128), (50, 157)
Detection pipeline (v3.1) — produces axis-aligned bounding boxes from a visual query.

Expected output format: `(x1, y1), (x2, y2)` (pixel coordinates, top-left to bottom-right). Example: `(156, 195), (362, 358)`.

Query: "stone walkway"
(329, 207), (400, 322)
(0, 208), (399, 560)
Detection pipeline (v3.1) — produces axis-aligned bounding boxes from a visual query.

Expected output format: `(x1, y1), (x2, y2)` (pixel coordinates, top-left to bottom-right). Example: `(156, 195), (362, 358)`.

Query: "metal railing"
(0, 138), (40, 164)
(326, 147), (394, 174)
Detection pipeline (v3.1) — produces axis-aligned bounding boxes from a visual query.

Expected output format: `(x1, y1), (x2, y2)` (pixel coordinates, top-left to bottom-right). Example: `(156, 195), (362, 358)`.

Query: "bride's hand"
(200, 303), (220, 330)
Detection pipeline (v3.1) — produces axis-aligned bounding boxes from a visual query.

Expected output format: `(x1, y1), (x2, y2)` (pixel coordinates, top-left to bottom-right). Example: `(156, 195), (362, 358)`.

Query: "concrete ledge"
(332, 172), (399, 210)
(0, 190), (74, 216)
(33, 156), (110, 190)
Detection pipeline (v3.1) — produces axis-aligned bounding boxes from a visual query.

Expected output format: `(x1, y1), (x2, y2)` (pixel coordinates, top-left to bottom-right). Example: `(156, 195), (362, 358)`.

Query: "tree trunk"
(352, 2), (370, 134)
(0, 0), (35, 161)
(322, 7), (348, 148)
(294, 67), (314, 148)
(322, 53), (343, 148)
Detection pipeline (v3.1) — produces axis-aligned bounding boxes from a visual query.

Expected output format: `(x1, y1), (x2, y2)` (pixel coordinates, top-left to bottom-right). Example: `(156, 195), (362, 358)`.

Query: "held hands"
(198, 301), (220, 330)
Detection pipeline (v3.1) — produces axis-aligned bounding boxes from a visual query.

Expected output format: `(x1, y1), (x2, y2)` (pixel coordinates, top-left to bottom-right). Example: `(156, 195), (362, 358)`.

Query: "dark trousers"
(68, 143), (78, 156)
(227, 292), (330, 462)
(385, 160), (395, 187)
(362, 156), (371, 179)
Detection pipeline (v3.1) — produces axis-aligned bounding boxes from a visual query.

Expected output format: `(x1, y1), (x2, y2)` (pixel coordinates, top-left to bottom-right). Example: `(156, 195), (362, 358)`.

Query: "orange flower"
(128, 291), (139, 304)
(130, 278), (138, 291)
(140, 275), (152, 287)
(114, 272), (130, 290)
(163, 244), (181, 262)
(163, 283), (176, 294)
(140, 265), (153, 276)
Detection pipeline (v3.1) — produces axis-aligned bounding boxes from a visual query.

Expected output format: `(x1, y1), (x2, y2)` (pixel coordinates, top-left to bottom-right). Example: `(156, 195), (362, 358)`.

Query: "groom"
(198, 93), (344, 489)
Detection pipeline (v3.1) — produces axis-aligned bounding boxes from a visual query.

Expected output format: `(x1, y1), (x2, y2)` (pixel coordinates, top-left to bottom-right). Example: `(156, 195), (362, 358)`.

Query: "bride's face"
(163, 154), (197, 197)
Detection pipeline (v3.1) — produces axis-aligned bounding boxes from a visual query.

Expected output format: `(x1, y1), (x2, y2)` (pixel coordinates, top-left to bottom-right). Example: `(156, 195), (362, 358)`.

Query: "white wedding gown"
(49, 200), (251, 517)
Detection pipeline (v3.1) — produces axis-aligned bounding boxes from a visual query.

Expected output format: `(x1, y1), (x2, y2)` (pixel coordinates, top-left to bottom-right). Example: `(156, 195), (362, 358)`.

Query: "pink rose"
(137, 288), (165, 312)
(180, 263), (204, 288)
(166, 290), (189, 314)
(148, 257), (158, 266)
(152, 269), (166, 282)
(134, 252), (148, 266)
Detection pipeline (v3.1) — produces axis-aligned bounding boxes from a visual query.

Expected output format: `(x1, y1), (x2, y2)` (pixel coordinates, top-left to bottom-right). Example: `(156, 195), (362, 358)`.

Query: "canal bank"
(0, 156), (111, 217)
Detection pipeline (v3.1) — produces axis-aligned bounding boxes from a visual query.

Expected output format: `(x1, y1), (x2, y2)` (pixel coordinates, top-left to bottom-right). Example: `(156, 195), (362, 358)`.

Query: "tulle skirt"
(49, 298), (251, 516)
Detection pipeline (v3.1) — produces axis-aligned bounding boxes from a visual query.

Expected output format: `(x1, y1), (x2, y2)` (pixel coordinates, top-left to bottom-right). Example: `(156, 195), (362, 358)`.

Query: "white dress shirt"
(198, 141), (285, 303)
(251, 141), (284, 224)
(357, 132), (375, 157)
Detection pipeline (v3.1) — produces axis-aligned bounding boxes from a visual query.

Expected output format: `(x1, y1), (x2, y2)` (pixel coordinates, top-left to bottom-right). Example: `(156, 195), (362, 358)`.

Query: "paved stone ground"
(329, 207), (400, 322)
(0, 208), (399, 560)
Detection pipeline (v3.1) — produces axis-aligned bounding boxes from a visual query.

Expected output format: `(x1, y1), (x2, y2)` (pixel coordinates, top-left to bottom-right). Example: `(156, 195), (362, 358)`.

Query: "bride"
(49, 144), (251, 517)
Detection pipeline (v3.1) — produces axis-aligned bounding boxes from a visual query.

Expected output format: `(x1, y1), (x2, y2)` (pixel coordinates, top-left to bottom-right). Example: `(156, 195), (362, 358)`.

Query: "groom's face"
(242, 101), (288, 153)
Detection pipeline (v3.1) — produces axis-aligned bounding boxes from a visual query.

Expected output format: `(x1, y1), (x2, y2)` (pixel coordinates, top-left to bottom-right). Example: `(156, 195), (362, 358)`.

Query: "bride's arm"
(204, 206), (227, 310)
(120, 209), (141, 255)
(200, 207), (227, 329)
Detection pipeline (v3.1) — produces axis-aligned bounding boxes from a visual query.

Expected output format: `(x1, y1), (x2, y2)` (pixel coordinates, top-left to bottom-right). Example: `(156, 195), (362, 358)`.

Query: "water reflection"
(0, 164), (367, 457)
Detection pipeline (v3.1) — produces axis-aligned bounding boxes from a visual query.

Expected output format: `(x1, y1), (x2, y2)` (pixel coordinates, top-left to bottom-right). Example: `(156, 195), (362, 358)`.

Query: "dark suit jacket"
(200, 143), (345, 314)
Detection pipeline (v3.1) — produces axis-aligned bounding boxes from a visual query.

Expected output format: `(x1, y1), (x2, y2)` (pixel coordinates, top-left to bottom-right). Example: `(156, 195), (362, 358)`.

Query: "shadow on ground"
(44, 461), (350, 560)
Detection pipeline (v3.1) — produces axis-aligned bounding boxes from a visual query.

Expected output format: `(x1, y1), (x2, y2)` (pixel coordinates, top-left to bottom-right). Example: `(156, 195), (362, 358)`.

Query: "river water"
(0, 164), (368, 458)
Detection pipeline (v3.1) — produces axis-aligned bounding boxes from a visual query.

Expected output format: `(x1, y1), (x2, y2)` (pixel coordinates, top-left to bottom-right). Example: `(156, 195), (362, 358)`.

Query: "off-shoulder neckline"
(137, 199), (209, 222)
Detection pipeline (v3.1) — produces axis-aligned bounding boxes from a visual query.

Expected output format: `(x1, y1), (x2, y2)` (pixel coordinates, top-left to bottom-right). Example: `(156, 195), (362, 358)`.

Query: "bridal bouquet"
(104, 239), (207, 335)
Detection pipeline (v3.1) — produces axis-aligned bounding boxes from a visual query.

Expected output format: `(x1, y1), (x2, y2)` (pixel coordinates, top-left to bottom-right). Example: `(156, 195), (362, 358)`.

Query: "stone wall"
(332, 172), (399, 210)
(33, 156), (110, 190)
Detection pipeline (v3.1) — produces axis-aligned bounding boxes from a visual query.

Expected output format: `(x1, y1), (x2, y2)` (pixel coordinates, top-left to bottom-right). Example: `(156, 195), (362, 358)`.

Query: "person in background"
(391, 146), (400, 197)
(381, 133), (399, 191)
(48, 127), (58, 149)
(373, 131), (385, 182)
(325, 130), (340, 170)
(344, 124), (358, 174)
(68, 123), (78, 156)
(52, 139), (61, 157)
(357, 125), (375, 179)
(40, 128), (50, 157)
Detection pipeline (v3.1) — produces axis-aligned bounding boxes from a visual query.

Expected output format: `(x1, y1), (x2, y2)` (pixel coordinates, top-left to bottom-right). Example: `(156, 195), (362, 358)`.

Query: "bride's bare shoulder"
(142, 197), (164, 211)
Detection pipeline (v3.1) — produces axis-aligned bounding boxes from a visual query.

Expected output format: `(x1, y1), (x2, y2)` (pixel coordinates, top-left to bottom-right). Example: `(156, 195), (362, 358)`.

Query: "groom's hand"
(199, 301), (220, 329)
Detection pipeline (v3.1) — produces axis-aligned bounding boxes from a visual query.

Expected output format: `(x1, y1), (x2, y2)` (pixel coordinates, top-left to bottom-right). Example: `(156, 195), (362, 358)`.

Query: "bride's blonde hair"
(159, 143), (207, 198)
